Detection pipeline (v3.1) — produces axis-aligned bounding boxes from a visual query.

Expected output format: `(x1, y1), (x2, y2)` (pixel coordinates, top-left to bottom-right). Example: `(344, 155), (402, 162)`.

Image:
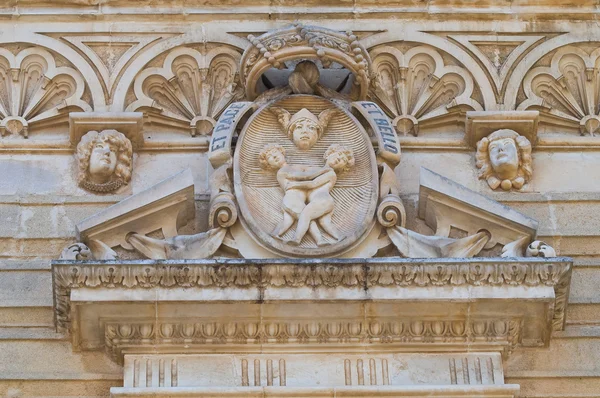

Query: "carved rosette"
(0, 47), (91, 138)
(240, 24), (372, 100)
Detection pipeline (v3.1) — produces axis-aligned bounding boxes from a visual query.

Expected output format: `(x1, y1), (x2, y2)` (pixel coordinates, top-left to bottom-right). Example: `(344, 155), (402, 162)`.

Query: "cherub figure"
(258, 143), (355, 246)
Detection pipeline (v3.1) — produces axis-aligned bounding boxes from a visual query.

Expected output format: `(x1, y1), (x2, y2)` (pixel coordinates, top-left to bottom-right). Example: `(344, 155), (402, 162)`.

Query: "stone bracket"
(465, 110), (539, 147)
(69, 112), (145, 149)
(418, 168), (539, 249)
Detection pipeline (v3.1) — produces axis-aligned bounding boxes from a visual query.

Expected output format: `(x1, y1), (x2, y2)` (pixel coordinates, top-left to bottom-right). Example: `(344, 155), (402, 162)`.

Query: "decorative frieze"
(104, 318), (522, 363)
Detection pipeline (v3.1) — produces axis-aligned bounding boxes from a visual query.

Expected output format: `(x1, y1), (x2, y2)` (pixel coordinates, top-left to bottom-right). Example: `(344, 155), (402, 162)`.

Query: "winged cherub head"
(269, 107), (337, 150)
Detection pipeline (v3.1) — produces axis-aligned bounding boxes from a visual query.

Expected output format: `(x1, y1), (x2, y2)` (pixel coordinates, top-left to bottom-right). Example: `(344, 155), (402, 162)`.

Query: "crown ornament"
(240, 24), (372, 101)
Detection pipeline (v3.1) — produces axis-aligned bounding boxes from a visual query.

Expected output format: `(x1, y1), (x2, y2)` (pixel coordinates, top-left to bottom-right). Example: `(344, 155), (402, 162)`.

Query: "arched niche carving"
(126, 46), (244, 136)
(519, 45), (600, 136)
(368, 45), (483, 136)
(0, 47), (91, 138)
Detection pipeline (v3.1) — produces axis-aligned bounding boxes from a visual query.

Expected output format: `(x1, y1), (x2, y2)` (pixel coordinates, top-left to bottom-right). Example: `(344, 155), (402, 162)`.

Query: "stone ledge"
(110, 385), (521, 397)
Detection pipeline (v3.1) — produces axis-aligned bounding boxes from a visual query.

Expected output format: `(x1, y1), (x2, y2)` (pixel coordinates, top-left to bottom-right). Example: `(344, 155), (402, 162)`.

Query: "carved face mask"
(89, 138), (118, 182)
(290, 119), (319, 150)
(488, 138), (519, 180)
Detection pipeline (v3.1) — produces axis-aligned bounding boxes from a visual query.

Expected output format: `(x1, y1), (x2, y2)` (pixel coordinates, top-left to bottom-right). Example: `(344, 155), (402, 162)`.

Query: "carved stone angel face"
(270, 107), (337, 150)
(89, 138), (118, 182)
(476, 129), (532, 191)
(76, 129), (133, 193)
(290, 118), (319, 150)
(488, 137), (519, 180)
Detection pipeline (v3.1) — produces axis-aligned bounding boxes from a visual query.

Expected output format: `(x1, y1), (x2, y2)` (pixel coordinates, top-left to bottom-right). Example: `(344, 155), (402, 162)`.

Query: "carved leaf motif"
(368, 46), (482, 136)
(0, 47), (90, 137)
(127, 47), (244, 136)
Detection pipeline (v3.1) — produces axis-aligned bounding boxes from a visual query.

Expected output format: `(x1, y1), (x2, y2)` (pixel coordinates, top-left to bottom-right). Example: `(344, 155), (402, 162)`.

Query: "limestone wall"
(1, 1), (600, 396)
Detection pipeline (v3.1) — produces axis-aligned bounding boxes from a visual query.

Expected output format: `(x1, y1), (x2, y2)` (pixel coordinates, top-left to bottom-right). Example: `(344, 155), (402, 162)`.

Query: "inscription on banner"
(352, 101), (400, 165)
(351, 101), (401, 166)
(209, 101), (253, 168)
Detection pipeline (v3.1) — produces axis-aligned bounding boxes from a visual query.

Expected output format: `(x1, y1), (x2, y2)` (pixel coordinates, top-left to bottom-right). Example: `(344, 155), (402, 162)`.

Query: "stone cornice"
(52, 257), (572, 334)
(3, 1), (600, 20)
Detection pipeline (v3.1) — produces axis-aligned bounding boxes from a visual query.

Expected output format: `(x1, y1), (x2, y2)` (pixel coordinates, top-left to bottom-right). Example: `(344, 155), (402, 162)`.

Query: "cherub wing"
(269, 107), (291, 130)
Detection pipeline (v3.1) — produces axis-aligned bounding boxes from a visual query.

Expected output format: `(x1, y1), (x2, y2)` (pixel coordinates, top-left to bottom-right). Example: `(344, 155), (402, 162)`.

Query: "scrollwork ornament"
(377, 194), (406, 228)
(59, 243), (93, 260)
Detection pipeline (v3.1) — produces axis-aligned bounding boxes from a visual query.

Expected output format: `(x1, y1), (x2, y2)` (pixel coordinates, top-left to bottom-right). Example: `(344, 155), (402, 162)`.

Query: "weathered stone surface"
(0, 3), (599, 397)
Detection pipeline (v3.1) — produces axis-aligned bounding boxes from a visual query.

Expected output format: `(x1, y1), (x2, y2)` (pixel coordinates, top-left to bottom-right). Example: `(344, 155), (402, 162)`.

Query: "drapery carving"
(369, 46), (482, 136)
(126, 46), (244, 136)
(0, 47), (91, 137)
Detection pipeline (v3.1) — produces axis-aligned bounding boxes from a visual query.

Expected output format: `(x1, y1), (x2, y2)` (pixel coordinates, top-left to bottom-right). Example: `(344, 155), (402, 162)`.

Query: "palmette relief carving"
(369, 45), (482, 136)
(104, 318), (522, 363)
(76, 129), (133, 193)
(476, 129), (532, 191)
(126, 46), (244, 136)
(0, 47), (90, 138)
(519, 46), (600, 136)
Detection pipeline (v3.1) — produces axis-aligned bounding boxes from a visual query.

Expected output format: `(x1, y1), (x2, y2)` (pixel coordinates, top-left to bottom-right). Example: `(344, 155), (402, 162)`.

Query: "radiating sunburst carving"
(368, 46), (482, 136)
(519, 46), (600, 136)
(127, 47), (244, 136)
(0, 47), (90, 138)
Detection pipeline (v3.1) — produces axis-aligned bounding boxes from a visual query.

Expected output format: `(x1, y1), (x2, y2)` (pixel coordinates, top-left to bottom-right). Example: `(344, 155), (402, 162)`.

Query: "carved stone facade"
(1, 1), (600, 398)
